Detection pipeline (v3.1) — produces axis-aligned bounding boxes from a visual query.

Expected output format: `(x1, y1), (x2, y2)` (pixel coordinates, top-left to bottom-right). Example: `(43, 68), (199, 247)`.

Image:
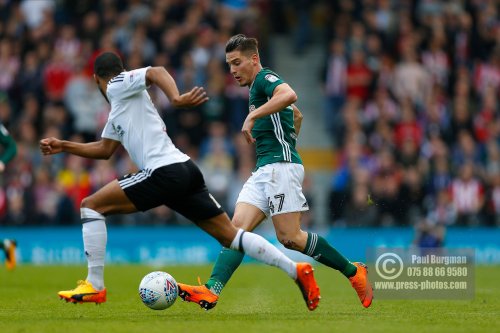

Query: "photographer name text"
(411, 255), (467, 265)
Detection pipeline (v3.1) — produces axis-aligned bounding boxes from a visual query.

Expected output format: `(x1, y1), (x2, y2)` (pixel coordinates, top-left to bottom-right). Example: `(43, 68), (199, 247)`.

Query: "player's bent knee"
(80, 197), (94, 209)
(80, 196), (102, 213)
(232, 216), (247, 229)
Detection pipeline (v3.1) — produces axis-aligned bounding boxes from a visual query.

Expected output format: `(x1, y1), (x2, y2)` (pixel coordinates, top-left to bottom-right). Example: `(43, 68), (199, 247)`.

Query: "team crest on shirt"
(112, 123), (125, 138)
(265, 74), (278, 82)
(249, 104), (256, 113)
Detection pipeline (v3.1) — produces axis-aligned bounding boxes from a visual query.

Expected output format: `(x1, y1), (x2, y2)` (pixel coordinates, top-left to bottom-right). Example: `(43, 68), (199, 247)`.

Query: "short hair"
(225, 34), (258, 55)
(94, 52), (124, 78)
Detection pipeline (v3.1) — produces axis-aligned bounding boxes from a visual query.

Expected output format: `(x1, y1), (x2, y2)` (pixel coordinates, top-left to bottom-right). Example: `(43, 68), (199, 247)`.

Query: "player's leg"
(177, 203), (265, 309)
(273, 214), (372, 307)
(59, 177), (139, 304)
(197, 165), (277, 296)
(273, 212), (357, 276)
(81, 178), (138, 286)
(270, 162), (373, 308)
(1, 238), (17, 270)
(178, 166), (268, 304)
(174, 162), (319, 310)
(192, 212), (319, 311)
(298, 225), (373, 307)
(202, 202), (265, 296)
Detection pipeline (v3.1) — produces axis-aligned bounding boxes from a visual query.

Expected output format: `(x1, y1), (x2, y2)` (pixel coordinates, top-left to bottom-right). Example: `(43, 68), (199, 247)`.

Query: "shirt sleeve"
(107, 66), (150, 100)
(101, 120), (121, 141)
(261, 72), (284, 97)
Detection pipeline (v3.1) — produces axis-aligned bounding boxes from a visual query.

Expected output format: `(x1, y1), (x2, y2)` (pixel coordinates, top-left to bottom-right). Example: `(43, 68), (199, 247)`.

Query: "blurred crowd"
(0, 0), (276, 226)
(0, 0), (499, 235)
(323, 0), (500, 237)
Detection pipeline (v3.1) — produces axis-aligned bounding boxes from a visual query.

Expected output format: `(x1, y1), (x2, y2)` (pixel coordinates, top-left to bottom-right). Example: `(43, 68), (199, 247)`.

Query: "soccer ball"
(139, 271), (178, 310)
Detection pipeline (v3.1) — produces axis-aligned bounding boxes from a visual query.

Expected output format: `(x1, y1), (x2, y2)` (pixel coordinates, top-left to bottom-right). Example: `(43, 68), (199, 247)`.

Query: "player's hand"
(172, 86), (209, 108)
(241, 115), (256, 144)
(39, 137), (63, 155)
(0, 161), (5, 173)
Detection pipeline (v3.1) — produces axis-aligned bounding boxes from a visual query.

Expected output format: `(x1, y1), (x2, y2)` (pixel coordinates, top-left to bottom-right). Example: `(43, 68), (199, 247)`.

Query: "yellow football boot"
(58, 280), (107, 304)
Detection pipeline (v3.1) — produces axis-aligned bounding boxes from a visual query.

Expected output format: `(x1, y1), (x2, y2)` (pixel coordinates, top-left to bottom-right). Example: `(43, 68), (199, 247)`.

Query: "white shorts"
(236, 162), (309, 217)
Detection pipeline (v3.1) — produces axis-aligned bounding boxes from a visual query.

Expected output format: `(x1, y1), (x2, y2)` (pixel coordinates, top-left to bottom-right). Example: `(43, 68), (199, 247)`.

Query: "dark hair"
(94, 52), (124, 78)
(225, 34), (258, 54)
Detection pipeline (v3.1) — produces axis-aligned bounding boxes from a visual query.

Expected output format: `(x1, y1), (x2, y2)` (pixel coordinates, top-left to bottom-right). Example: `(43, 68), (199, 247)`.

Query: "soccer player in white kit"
(39, 52), (320, 309)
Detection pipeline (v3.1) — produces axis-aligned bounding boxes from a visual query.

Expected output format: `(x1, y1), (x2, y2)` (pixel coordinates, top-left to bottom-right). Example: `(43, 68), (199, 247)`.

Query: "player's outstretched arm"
(291, 104), (303, 136)
(39, 137), (120, 160)
(146, 66), (208, 108)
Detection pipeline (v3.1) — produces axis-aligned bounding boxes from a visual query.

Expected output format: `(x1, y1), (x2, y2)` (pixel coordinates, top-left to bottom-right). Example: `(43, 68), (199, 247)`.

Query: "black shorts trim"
(118, 160), (224, 221)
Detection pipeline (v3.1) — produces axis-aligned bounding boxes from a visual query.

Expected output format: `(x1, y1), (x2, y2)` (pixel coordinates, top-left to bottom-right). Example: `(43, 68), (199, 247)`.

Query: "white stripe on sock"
(307, 233), (318, 256)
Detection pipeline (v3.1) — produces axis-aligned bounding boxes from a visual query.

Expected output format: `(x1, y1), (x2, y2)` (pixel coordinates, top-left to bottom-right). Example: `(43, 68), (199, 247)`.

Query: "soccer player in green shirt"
(178, 34), (373, 310)
(0, 122), (17, 270)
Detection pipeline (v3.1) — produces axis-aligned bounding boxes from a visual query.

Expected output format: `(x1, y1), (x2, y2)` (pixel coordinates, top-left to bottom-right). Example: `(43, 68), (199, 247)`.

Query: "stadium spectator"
(450, 162), (485, 226)
(392, 46), (432, 107)
(64, 63), (108, 141)
(346, 48), (372, 103)
(323, 39), (347, 140)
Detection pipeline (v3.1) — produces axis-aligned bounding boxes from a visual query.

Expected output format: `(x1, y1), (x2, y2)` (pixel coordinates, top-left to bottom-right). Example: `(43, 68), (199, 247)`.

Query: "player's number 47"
(268, 194), (285, 214)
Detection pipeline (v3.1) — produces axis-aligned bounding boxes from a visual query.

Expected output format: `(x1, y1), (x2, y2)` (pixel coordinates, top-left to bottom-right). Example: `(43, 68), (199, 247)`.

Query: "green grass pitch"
(1, 265), (498, 333)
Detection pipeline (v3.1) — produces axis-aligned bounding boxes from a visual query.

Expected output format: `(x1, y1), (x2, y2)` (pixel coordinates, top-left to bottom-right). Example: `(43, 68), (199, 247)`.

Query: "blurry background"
(0, 0), (499, 264)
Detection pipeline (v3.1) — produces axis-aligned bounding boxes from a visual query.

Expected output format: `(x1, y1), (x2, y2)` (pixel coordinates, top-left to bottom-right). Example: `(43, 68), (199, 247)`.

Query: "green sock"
(205, 247), (244, 295)
(303, 232), (357, 278)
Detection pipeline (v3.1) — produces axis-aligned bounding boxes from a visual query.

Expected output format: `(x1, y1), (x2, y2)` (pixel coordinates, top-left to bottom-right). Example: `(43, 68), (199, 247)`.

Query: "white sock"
(81, 208), (107, 290)
(230, 229), (297, 279)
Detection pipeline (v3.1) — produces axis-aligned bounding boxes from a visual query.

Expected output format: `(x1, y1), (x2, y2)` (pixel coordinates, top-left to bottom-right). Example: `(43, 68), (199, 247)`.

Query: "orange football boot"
(177, 283), (219, 310)
(349, 262), (373, 308)
(58, 280), (107, 304)
(295, 262), (321, 311)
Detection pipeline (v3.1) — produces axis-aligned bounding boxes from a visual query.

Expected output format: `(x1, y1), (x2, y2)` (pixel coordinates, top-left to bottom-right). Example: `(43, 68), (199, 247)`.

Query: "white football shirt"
(101, 67), (189, 171)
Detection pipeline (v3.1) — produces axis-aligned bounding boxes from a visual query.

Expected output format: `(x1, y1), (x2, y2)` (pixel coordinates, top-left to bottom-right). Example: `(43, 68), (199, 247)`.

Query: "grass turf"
(0, 265), (498, 333)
